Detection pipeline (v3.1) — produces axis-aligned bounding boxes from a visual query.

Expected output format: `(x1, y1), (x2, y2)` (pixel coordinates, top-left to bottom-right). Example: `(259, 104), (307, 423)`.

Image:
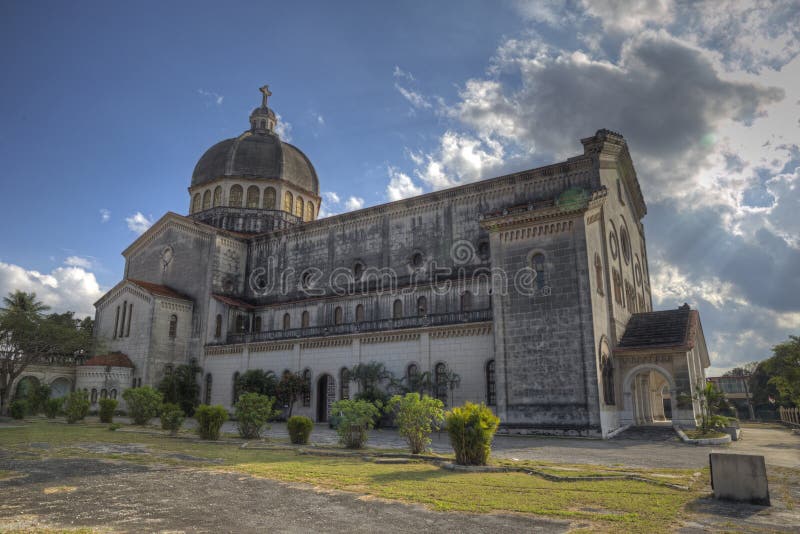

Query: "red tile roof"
(128, 279), (191, 301)
(212, 294), (255, 310)
(83, 352), (134, 368)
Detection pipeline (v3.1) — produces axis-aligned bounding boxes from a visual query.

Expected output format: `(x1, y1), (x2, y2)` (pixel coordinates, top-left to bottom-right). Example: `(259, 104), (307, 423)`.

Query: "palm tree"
(1, 291), (49, 317)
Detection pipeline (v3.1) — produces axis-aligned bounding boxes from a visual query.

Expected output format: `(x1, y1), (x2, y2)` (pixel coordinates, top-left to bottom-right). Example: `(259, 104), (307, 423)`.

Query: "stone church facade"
(15, 87), (711, 437)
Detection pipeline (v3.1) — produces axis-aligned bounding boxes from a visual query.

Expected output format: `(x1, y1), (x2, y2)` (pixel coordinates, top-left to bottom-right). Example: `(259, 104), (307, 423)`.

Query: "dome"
(190, 85), (319, 195)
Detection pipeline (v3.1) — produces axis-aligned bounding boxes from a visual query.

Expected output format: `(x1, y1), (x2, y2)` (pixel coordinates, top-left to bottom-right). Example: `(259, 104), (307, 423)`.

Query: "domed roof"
(190, 86), (319, 195)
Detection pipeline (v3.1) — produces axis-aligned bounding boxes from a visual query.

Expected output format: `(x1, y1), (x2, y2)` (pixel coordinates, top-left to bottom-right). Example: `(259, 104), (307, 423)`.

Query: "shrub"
(10, 399), (27, 420)
(330, 399), (381, 449)
(160, 403), (185, 435)
(63, 390), (91, 424)
(195, 404), (228, 440)
(98, 398), (118, 423)
(157, 362), (202, 416)
(445, 402), (500, 466)
(43, 397), (62, 419)
(234, 393), (277, 439)
(122, 386), (163, 425)
(287, 415), (313, 444)
(26, 384), (52, 415)
(108, 423), (121, 431)
(386, 393), (444, 454)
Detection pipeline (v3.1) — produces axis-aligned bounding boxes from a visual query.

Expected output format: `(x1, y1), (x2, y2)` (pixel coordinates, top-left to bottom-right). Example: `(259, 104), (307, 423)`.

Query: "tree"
(276, 372), (308, 417)
(766, 335), (800, 407)
(386, 393), (444, 454)
(0, 292), (92, 415)
(236, 369), (278, 399)
(686, 381), (730, 433)
(351, 361), (394, 408)
(158, 361), (202, 416)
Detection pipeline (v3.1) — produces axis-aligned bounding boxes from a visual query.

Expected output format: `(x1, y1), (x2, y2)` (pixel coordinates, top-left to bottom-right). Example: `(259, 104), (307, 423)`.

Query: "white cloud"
(0, 260), (103, 317)
(64, 256), (93, 270)
(395, 83), (432, 109)
(125, 212), (154, 235)
(197, 88), (224, 106)
(273, 113), (292, 141)
(413, 131), (507, 190)
(99, 208), (110, 223)
(316, 113), (325, 126)
(581, 0), (674, 33)
(344, 196), (365, 211)
(323, 191), (341, 204)
(393, 65), (415, 81)
(386, 166), (424, 201)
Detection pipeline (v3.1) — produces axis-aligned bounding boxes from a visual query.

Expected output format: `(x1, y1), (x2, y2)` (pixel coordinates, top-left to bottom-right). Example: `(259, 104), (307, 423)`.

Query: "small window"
(283, 191), (293, 212)
(601, 354), (615, 405)
(192, 193), (201, 213)
(477, 240), (490, 260)
(301, 310), (310, 328)
(235, 315), (246, 333)
(393, 299), (403, 319)
(263, 187), (276, 209)
(530, 253), (546, 290)
(407, 363), (419, 381)
(204, 373), (213, 404)
(486, 360), (496, 406)
(302, 369), (311, 407)
(283, 313), (291, 330)
(417, 296), (427, 316)
(100, 388), (108, 400)
(215, 314), (222, 338)
(306, 201), (314, 221)
(246, 185), (260, 208)
(232, 371), (240, 404)
(355, 304), (365, 323)
(254, 316), (262, 333)
(202, 190), (212, 210)
(620, 227), (631, 264)
(340, 367), (350, 400)
(617, 178), (625, 205)
(435, 363), (448, 405)
(411, 252), (424, 268)
(334, 306), (343, 326)
(353, 262), (364, 281)
(168, 314), (178, 338)
(594, 253), (604, 296)
(229, 185), (243, 208)
(295, 196), (304, 218)
(91, 388), (98, 404)
(111, 389), (117, 400)
(460, 291), (472, 312)
(213, 186), (223, 207)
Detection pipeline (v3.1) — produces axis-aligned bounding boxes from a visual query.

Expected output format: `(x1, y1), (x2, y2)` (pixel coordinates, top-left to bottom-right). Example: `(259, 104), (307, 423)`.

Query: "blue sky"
(1, 1), (799, 374)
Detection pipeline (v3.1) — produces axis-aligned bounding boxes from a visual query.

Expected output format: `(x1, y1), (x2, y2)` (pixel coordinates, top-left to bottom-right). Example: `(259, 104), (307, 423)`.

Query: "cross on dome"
(259, 85), (272, 107)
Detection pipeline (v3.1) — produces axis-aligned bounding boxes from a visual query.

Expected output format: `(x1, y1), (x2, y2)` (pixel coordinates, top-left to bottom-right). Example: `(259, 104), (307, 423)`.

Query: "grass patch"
(0, 421), (704, 533)
(683, 429), (727, 439)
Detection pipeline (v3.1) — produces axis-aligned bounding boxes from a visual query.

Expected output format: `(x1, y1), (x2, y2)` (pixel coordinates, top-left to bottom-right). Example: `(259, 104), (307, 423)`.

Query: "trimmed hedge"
(160, 403), (185, 435)
(98, 398), (118, 423)
(64, 390), (91, 424)
(445, 402), (500, 466)
(287, 416), (313, 444)
(234, 393), (277, 439)
(195, 404), (228, 440)
(43, 397), (62, 419)
(122, 387), (163, 425)
(10, 399), (27, 420)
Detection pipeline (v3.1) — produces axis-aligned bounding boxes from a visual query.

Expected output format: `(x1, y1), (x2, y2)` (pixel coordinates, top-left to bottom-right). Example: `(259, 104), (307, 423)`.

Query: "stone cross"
(259, 85), (272, 107)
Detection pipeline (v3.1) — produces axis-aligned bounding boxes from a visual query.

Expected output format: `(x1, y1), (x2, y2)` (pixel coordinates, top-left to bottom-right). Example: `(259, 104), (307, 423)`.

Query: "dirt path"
(0, 457), (574, 533)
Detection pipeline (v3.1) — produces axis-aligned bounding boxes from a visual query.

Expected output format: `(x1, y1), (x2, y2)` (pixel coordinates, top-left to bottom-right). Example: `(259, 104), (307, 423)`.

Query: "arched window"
(601, 354), (615, 405)
(111, 389), (117, 400)
(254, 316), (262, 333)
(232, 371), (240, 404)
(246, 185), (260, 208)
(283, 312), (291, 330)
(434, 363), (448, 405)
(620, 227), (631, 265)
(100, 388), (108, 400)
(168, 314), (178, 338)
(202, 190), (211, 210)
(406, 363), (419, 381)
(213, 186), (223, 207)
(229, 185), (243, 207)
(302, 369), (311, 407)
(306, 201), (314, 221)
(263, 187), (276, 209)
(355, 304), (365, 323)
(214, 314), (222, 338)
(295, 196), (304, 218)
(460, 291), (472, 312)
(283, 191), (293, 212)
(486, 360), (496, 406)
(235, 315), (246, 333)
(531, 253), (546, 291)
(594, 253), (604, 296)
(192, 193), (201, 213)
(417, 296), (427, 316)
(91, 388), (98, 404)
(353, 262), (364, 281)
(393, 299), (403, 319)
(334, 306), (343, 325)
(204, 373), (213, 404)
(340, 367), (350, 400)
(301, 310), (310, 328)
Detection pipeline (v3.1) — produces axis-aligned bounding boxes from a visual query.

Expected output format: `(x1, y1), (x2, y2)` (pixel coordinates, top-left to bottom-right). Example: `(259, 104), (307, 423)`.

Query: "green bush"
(445, 402), (500, 466)
(122, 386), (163, 425)
(98, 398), (118, 423)
(330, 399), (381, 449)
(26, 384), (52, 415)
(10, 399), (27, 420)
(108, 423), (121, 431)
(287, 415), (313, 444)
(160, 402), (185, 435)
(195, 404), (228, 440)
(386, 393), (445, 454)
(43, 397), (62, 419)
(64, 390), (91, 424)
(234, 393), (277, 439)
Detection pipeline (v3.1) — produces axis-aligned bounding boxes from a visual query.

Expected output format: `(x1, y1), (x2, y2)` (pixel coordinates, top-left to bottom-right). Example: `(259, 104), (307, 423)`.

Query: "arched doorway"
(621, 364), (677, 426)
(316, 374), (335, 423)
(14, 376), (40, 400)
(49, 378), (71, 398)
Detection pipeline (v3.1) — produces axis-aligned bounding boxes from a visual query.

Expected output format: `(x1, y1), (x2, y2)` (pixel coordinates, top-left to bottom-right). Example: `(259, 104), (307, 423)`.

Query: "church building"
(21, 86), (713, 437)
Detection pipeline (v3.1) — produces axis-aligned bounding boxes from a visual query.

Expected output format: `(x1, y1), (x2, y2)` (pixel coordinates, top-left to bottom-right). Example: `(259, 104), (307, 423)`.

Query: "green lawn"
(0, 421), (708, 532)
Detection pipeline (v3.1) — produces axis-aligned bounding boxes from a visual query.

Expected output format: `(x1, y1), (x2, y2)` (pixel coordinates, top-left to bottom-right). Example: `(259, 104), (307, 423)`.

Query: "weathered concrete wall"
(710, 453), (770, 505)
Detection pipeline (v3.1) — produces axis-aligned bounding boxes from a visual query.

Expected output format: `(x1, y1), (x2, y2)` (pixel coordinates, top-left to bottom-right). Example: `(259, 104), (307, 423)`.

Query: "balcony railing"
(221, 308), (493, 345)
